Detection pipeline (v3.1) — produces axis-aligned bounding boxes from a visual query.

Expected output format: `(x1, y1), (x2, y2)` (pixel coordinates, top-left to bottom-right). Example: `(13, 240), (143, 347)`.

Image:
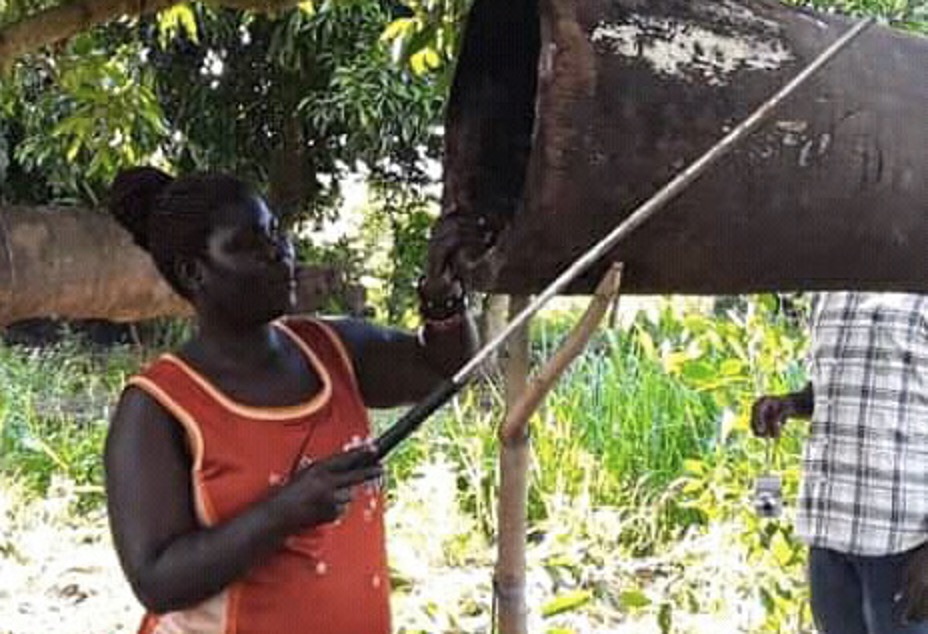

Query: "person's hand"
(425, 212), (497, 284)
(270, 446), (382, 531)
(417, 271), (465, 319)
(750, 395), (795, 439)
(899, 542), (928, 624)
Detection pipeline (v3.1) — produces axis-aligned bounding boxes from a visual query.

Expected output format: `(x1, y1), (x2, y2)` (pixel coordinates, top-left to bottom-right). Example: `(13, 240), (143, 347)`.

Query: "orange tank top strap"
(125, 355), (212, 471)
(275, 317), (363, 403)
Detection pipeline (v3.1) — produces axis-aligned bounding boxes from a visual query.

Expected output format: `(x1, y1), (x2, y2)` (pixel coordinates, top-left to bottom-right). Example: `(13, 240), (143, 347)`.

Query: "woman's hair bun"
(109, 166), (174, 251)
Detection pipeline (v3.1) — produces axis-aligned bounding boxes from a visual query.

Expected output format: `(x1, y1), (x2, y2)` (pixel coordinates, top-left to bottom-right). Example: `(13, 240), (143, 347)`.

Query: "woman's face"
(193, 194), (296, 326)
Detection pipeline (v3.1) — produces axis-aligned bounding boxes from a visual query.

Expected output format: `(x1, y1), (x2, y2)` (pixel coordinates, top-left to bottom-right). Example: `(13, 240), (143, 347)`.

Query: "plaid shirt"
(797, 292), (928, 556)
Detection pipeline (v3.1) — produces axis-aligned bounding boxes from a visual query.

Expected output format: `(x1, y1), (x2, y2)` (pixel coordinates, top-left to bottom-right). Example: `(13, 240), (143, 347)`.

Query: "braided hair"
(109, 166), (255, 298)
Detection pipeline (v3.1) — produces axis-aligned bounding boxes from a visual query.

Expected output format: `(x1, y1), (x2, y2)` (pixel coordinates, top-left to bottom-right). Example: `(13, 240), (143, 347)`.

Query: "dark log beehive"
(440, 0), (928, 295)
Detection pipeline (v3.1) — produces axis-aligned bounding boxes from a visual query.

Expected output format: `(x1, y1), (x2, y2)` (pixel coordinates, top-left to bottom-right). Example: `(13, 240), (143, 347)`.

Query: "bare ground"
(0, 467), (766, 634)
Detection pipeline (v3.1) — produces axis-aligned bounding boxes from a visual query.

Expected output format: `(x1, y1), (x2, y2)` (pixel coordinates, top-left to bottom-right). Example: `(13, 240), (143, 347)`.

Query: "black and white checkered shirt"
(797, 292), (928, 555)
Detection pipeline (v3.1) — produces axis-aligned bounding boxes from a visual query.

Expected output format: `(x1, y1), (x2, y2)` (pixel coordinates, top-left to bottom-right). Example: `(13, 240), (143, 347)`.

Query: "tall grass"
(0, 339), (142, 507)
(0, 298), (809, 522)
(542, 330), (717, 493)
(378, 295), (810, 550)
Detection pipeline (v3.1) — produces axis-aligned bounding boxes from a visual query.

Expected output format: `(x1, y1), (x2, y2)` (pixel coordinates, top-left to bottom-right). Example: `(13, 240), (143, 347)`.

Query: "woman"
(104, 166), (478, 634)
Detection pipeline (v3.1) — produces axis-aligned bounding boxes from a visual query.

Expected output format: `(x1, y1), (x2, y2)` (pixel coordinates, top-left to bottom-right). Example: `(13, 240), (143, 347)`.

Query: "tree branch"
(0, 0), (303, 67)
(500, 262), (623, 442)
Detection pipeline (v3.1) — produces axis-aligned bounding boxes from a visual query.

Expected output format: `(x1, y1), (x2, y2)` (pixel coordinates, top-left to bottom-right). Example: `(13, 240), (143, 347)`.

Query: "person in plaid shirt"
(752, 292), (928, 634)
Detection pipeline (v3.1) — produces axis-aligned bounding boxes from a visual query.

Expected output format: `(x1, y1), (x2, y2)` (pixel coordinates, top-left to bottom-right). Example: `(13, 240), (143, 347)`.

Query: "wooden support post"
(482, 294), (512, 375)
(493, 264), (623, 634)
(496, 294), (531, 634)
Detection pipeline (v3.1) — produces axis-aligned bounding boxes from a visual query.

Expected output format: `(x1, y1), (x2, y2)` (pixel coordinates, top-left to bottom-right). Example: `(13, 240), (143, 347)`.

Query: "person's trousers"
(809, 546), (928, 634)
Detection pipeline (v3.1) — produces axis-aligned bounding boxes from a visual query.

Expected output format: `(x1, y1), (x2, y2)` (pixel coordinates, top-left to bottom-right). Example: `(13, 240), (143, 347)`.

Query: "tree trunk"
(477, 294), (510, 374)
(441, 0), (928, 295)
(0, 206), (360, 326)
(268, 91), (313, 225)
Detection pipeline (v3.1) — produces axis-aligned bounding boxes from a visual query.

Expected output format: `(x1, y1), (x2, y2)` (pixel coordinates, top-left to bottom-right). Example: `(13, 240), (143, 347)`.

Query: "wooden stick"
(495, 294), (531, 634)
(500, 263), (623, 442)
(494, 263), (622, 634)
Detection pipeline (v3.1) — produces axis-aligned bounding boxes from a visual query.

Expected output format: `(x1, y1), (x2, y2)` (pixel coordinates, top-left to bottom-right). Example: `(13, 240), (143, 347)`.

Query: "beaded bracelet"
(416, 275), (467, 321)
(416, 313), (465, 347)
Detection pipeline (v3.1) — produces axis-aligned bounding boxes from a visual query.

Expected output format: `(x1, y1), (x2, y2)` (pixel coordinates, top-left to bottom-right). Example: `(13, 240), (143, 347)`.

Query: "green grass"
(0, 338), (144, 508)
(0, 300), (805, 525)
(543, 330), (717, 490)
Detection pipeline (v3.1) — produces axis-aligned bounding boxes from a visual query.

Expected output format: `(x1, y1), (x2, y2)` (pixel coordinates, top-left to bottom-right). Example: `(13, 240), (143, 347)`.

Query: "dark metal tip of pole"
(374, 379), (463, 459)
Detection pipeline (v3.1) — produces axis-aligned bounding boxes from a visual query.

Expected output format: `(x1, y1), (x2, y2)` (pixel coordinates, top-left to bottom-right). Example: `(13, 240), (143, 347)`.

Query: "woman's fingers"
(332, 466), (383, 489)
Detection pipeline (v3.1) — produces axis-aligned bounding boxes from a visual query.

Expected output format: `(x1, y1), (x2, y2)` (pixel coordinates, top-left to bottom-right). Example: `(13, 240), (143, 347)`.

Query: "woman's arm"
(330, 212), (487, 408)
(105, 387), (380, 613)
(328, 309), (478, 408)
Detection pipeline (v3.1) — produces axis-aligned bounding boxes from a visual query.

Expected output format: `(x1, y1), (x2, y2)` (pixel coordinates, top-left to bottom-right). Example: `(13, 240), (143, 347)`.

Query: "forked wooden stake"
(494, 263), (623, 634)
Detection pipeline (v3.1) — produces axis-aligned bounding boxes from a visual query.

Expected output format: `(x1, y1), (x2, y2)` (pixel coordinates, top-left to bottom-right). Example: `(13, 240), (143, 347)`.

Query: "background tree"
(0, 0), (463, 324)
(2, 2), (445, 210)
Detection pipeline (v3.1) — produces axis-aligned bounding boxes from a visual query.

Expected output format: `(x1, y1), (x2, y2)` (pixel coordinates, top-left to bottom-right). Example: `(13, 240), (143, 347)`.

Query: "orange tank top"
(127, 317), (391, 634)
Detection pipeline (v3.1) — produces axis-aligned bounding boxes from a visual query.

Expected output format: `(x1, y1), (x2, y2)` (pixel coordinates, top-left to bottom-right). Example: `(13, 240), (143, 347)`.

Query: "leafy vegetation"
(1, 294), (817, 631)
(785, 0), (928, 31)
(382, 294), (815, 632)
(1, 1), (445, 222)
(0, 339), (142, 509)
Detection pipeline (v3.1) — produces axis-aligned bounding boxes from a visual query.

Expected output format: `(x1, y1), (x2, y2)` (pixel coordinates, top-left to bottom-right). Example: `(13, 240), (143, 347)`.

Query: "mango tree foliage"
(381, 0), (470, 84)
(0, 0), (310, 65)
(1, 34), (166, 203)
(379, 0), (928, 79)
(148, 1), (443, 222)
(1, 1), (443, 221)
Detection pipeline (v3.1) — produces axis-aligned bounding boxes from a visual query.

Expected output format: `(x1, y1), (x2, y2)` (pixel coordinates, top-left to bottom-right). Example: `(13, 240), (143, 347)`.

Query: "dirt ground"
(0, 482), (141, 634)
(0, 471), (761, 634)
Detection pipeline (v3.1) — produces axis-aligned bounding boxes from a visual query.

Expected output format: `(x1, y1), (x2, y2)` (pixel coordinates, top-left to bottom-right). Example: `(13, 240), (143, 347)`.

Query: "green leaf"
(158, 3), (199, 47)
(541, 590), (593, 618)
(618, 589), (652, 610)
(770, 531), (796, 566)
(682, 314), (708, 333)
(409, 48), (431, 75)
(381, 17), (416, 42)
(682, 459), (706, 475)
(422, 46), (441, 69)
(720, 358), (745, 376)
(658, 602), (673, 634)
(65, 138), (81, 163)
(681, 360), (714, 384)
